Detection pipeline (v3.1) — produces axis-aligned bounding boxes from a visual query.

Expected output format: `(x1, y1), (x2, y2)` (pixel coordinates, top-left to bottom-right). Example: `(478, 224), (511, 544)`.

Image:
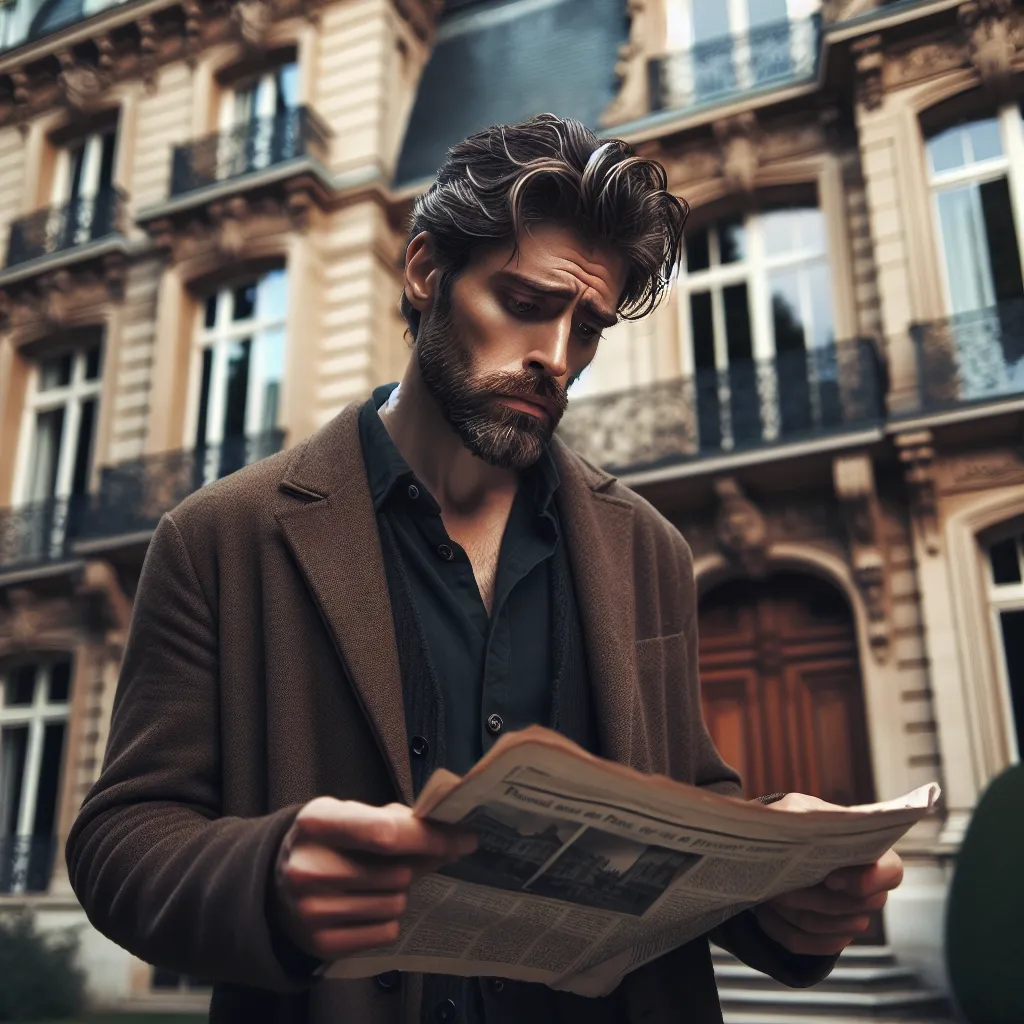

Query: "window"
(679, 205), (836, 448)
(218, 61), (299, 176)
(191, 270), (287, 482)
(13, 342), (102, 560)
(987, 530), (1024, 759)
(0, 658), (72, 895)
(49, 122), (119, 246)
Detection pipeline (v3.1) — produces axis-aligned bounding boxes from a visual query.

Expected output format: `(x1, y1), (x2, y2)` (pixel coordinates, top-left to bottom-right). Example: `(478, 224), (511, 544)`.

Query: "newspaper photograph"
(324, 726), (940, 997)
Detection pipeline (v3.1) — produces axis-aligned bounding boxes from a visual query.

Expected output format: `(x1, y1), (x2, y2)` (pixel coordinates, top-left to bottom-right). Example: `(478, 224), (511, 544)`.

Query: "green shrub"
(0, 908), (86, 1021)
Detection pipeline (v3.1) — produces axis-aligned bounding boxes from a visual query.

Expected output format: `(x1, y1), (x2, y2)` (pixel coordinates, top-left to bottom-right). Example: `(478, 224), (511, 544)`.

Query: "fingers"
(767, 793), (844, 813)
(307, 920), (403, 960)
(295, 799), (476, 861)
(754, 904), (857, 957)
(824, 849), (904, 897)
(296, 891), (409, 928)
(768, 904), (873, 937)
(769, 883), (889, 916)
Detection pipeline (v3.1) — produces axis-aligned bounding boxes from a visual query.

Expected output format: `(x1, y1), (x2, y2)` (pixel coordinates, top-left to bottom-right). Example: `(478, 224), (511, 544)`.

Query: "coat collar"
(275, 403), (642, 804)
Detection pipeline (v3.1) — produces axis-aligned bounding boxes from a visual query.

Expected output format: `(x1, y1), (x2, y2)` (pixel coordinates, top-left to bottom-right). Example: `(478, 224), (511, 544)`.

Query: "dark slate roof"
(31, 0), (86, 38)
(394, 0), (629, 187)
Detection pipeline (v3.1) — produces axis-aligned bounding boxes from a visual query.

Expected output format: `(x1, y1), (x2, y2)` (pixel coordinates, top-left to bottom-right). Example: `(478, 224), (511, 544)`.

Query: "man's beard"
(416, 293), (569, 471)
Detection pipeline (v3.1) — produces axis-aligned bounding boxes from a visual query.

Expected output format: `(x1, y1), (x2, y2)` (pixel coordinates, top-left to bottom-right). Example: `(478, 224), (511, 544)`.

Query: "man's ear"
(404, 231), (439, 315)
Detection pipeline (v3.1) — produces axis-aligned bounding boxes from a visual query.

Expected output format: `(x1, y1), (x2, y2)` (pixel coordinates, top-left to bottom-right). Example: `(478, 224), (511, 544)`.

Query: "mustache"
(474, 371), (569, 413)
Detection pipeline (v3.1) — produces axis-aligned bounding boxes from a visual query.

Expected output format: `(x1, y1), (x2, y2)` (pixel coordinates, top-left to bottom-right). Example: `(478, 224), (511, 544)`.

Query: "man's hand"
(271, 798), (477, 961)
(753, 793), (904, 957)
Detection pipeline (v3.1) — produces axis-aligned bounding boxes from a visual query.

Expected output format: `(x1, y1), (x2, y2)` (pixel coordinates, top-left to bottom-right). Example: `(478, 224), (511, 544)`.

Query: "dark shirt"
(360, 386), (629, 1024)
(359, 385), (560, 778)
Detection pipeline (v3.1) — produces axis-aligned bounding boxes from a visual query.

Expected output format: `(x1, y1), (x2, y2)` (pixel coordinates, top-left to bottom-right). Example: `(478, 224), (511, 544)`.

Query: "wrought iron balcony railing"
(0, 835), (57, 895)
(0, 432), (285, 574)
(910, 301), (1024, 412)
(559, 339), (884, 476)
(170, 107), (330, 196)
(78, 430), (286, 542)
(649, 15), (822, 114)
(5, 187), (127, 267)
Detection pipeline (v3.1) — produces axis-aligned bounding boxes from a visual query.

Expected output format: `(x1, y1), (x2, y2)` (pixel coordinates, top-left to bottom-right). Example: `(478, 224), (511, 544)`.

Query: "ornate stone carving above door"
(713, 476), (769, 578)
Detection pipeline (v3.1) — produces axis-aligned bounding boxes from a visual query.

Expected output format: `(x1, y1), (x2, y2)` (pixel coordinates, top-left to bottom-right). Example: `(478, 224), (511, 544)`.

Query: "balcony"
(0, 432), (284, 575)
(649, 16), (822, 115)
(910, 302), (1024, 414)
(0, 835), (57, 895)
(169, 107), (330, 197)
(559, 339), (885, 477)
(3, 187), (127, 271)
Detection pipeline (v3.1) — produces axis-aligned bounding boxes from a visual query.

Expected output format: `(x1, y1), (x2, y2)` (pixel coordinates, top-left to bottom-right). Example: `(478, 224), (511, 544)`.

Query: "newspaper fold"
(325, 726), (940, 997)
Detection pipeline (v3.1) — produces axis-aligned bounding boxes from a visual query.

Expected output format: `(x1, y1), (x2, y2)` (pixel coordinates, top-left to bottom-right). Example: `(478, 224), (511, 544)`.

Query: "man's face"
(414, 223), (628, 471)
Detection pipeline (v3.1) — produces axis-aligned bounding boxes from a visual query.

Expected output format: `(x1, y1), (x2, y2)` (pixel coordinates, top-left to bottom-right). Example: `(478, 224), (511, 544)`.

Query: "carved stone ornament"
(713, 113), (760, 195)
(233, 0), (274, 50)
(895, 430), (940, 556)
(958, 0), (1021, 95)
(713, 476), (769, 578)
(0, 589), (80, 658)
(833, 454), (890, 662)
(852, 34), (885, 111)
(57, 54), (110, 112)
(600, 0), (650, 128)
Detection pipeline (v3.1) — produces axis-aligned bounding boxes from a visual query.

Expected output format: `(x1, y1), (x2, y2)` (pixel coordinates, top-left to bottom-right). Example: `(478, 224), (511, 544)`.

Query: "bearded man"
(66, 115), (903, 1024)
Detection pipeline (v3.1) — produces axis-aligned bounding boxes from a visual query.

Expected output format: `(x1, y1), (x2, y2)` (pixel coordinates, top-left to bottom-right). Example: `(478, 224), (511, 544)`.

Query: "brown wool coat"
(66, 402), (835, 1024)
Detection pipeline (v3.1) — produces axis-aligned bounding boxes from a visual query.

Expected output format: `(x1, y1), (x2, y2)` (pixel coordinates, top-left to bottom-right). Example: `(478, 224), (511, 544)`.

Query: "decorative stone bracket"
(713, 476), (769, 578)
(833, 453), (891, 662)
(713, 112), (761, 196)
(958, 0), (1021, 97)
(895, 430), (940, 556)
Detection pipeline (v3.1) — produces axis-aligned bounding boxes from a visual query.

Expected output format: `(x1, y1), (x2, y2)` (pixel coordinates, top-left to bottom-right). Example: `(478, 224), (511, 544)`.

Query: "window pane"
(928, 128), (964, 175)
(718, 217), (747, 265)
(769, 270), (806, 353)
(4, 665), (36, 707)
(0, 725), (28, 836)
(48, 660), (71, 704)
(71, 398), (97, 497)
(686, 228), (710, 273)
(195, 348), (214, 448)
(968, 118), (1003, 164)
(40, 354), (72, 390)
(928, 118), (1002, 174)
(99, 130), (117, 191)
(990, 537), (1022, 585)
(31, 722), (65, 838)
(222, 339), (251, 438)
(257, 328), (285, 435)
(747, 0), (788, 29)
(693, 1), (730, 42)
(204, 294), (218, 330)
(232, 282), (257, 321)
(84, 344), (103, 381)
(690, 292), (715, 369)
(277, 63), (300, 111)
(29, 408), (64, 502)
(257, 270), (288, 322)
(998, 609), (1024, 753)
(937, 185), (997, 313)
(763, 207), (827, 258)
(808, 262), (834, 350)
(979, 177), (1024, 303)
(723, 283), (753, 363)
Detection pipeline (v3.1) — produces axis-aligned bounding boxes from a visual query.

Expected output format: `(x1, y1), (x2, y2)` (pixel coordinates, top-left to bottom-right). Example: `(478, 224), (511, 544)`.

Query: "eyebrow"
(495, 270), (620, 329)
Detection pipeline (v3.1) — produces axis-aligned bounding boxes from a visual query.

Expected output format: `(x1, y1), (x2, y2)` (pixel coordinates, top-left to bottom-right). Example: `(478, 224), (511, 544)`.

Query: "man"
(66, 115), (902, 1024)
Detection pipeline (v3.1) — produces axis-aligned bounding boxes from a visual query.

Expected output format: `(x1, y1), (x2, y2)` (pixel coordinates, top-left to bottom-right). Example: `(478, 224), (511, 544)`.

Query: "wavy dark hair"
(400, 113), (689, 340)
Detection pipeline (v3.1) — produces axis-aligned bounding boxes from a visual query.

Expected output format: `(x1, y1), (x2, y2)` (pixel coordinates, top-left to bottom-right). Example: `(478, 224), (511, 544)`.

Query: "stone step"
(722, 1013), (955, 1024)
(715, 961), (922, 991)
(718, 987), (951, 1019)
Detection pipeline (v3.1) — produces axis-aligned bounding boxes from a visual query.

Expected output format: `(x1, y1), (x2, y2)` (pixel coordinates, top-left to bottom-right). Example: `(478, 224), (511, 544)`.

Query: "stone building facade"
(0, 0), (1021, 1013)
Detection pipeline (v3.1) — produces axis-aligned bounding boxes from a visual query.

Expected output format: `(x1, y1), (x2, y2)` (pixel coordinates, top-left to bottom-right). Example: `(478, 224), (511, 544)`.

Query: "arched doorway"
(698, 572), (876, 806)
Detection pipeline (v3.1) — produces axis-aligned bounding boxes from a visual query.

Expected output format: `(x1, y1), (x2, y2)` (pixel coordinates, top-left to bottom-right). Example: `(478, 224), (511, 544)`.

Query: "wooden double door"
(698, 572), (882, 940)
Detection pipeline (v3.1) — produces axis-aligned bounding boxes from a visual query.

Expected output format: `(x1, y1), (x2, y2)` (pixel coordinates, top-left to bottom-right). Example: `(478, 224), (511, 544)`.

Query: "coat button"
(375, 971), (400, 991)
(488, 978), (505, 994)
(486, 713), (503, 735)
(407, 483), (420, 500)
(411, 735), (429, 758)
(437, 543), (454, 561)
(435, 998), (457, 1022)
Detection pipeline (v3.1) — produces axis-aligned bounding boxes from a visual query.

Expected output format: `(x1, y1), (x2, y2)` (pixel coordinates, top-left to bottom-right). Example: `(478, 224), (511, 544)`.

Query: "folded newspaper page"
(325, 726), (940, 997)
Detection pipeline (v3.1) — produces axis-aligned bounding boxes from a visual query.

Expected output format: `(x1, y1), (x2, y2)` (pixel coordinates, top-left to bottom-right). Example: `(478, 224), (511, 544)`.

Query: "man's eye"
(577, 323), (600, 342)
(508, 298), (538, 315)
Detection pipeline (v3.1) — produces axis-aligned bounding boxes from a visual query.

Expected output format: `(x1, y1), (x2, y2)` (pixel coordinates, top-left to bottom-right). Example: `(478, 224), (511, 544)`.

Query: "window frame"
(985, 529), (1024, 764)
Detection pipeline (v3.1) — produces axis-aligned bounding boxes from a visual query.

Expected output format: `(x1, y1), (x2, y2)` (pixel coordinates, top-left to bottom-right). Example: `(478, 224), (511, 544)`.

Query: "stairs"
(713, 945), (956, 1023)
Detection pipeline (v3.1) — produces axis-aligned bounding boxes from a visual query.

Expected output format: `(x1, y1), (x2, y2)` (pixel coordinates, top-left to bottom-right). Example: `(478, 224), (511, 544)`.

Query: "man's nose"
(523, 316), (571, 380)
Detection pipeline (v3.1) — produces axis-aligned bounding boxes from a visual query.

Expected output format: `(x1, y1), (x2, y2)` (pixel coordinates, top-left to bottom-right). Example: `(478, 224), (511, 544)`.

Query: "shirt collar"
(358, 383), (561, 516)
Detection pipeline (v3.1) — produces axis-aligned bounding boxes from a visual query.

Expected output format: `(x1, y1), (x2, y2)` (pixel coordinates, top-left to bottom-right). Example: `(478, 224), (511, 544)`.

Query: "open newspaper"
(325, 726), (940, 997)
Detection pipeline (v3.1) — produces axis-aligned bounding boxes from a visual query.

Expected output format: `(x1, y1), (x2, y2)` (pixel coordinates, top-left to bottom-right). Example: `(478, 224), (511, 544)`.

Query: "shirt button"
(437, 543), (454, 561)
(486, 713), (503, 735)
(489, 978), (505, 994)
(435, 998), (457, 1022)
(407, 484), (420, 500)
(375, 971), (400, 991)
(410, 735), (429, 758)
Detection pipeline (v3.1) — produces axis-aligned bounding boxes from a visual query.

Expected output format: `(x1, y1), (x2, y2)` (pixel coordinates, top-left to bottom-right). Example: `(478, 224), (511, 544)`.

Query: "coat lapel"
(275, 404), (414, 804)
(553, 440), (648, 772)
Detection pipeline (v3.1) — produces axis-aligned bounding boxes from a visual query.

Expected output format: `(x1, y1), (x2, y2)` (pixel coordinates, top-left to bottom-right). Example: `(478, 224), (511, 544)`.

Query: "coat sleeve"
(65, 513), (318, 992)
(672, 530), (840, 988)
